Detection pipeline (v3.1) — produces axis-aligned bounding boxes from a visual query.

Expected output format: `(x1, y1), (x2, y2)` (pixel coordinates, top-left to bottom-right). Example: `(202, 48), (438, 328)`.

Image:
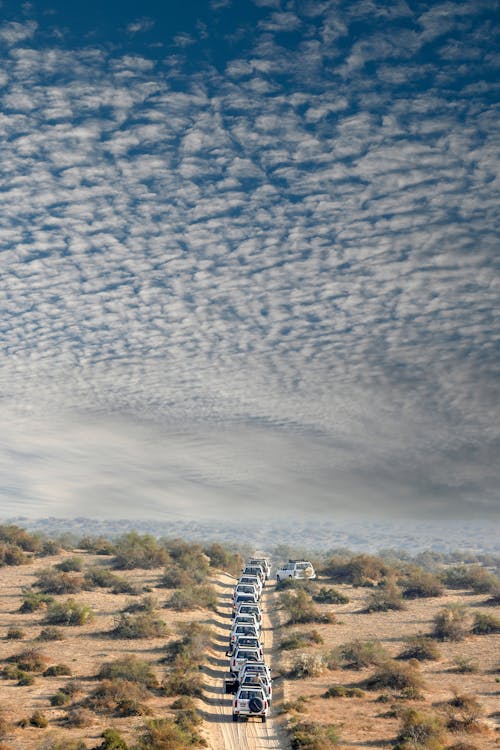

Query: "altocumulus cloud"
(0, 0), (499, 521)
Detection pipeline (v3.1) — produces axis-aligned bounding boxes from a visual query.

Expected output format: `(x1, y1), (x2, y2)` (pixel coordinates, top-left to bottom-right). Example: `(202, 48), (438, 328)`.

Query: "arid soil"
(1, 550), (499, 750)
(276, 583), (499, 749)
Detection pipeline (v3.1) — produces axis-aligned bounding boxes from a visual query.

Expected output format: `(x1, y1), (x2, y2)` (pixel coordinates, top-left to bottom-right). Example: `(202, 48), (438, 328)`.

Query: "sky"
(0, 0), (499, 523)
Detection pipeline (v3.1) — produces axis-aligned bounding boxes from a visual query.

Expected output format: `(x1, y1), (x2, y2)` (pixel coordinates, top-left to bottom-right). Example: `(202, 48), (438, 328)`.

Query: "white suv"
(233, 685), (269, 722)
(275, 560), (316, 581)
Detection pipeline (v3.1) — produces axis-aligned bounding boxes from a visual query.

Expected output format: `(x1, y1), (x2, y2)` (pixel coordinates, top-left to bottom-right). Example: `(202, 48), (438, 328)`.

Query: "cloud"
(126, 18), (155, 35)
(0, 0), (498, 521)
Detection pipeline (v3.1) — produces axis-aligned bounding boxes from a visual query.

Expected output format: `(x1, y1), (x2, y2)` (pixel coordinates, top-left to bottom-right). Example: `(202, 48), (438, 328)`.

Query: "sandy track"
(200, 573), (285, 750)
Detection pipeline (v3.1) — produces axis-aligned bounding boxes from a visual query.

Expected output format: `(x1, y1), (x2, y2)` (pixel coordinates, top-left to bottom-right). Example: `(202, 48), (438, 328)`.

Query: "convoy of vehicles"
(223, 555), (272, 723)
(224, 555), (315, 722)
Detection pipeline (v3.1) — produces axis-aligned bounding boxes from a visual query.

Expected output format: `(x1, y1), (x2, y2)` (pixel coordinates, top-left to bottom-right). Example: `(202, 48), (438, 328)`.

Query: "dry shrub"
(37, 626), (65, 641)
(204, 542), (243, 577)
(471, 612), (500, 634)
(7, 648), (47, 672)
(321, 553), (390, 585)
(86, 679), (149, 716)
(442, 566), (498, 594)
(402, 571), (444, 599)
(364, 582), (405, 612)
(398, 636), (441, 661)
(40, 739), (87, 750)
(280, 589), (335, 625)
(313, 587), (349, 604)
(0, 544), (29, 566)
(165, 584), (217, 611)
(98, 655), (158, 689)
(112, 531), (169, 570)
(365, 660), (424, 692)
(96, 728), (129, 749)
(123, 594), (158, 613)
(288, 720), (341, 749)
(162, 669), (204, 697)
(337, 639), (389, 669)
(46, 598), (94, 626)
(280, 629), (323, 650)
(19, 590), (54, 613)
(322, 684), (365, 698)
(44, 664), (72, 676)
(135, 716), (207, 750)
(452, 656), (478, 674)
(394, 708), (445, 750)
(287, 652), (325, 679)
(6, 627), (25, 640)
(110, 612), (168, 639)
(50, 690), (72, 707)
(161, 565), (197, 589)
(55, 556), (84, 572)
(446, 693), (484, 733)
(0, 525), (40, 551)
(65, 708), (93, 728)
(29, 710), (48, 728)
(36, 568), (84, 594)
(432, 604), (469, 641)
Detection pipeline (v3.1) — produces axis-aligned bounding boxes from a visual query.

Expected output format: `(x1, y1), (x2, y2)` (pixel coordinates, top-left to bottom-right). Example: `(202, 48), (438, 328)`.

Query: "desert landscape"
(0, 524), (498, 750)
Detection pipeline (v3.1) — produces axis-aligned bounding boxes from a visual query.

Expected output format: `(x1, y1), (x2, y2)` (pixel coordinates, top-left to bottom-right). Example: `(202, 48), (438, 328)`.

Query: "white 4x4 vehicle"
(249, 558), (271, 580)
(275, 560), (316, 581)
(233, 685), (269, 722)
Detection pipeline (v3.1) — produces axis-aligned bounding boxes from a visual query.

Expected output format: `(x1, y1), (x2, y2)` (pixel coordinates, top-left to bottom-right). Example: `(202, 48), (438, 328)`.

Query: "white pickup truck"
(275, 559), (316, 581)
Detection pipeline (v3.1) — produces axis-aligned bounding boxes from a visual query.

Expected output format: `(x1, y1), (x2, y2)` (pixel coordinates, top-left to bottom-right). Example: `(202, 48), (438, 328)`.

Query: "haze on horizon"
(0, 0), (498, 524)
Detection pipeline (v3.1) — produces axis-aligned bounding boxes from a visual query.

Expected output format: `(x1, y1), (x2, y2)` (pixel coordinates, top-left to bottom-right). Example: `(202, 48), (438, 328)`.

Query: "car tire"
(276, 575), (280, 582)
(262, 715), (267, 723)
(249, 697), (264, 713)
(232, 714), (238, 722)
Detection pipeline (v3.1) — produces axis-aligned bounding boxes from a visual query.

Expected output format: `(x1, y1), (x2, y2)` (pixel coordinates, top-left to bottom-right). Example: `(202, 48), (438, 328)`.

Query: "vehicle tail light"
(234, 700), (238, 708)
(264, 700), (268, 708)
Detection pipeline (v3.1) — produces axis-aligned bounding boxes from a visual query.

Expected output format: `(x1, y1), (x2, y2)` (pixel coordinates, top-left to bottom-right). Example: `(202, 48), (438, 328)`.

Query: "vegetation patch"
(6, 627), (25, 640)
(313, 586), (349, 604)
(393, 708), (445, 750)
(471, 612), (500, 634)
(86, 678), (150, 716)
(280, 629), (323, 650)
(364, 660), (424, 692)
(322, 684), (365, 698)
(363, 582), (405, 612)
(98, 655), (158, 689)
(46, 598), (94, 626)
(55, 556), (84, 572)
(110, 611), (168, 639)
(19, 590), (54, 613)
(280, 589), (335, 625)
(401, 571), (444, 599)
(6, 648), (47, 672)
(398, 636), (441, 661)
(336, 639), (389, 669)
(43, 664), (72, 676)
(288, 719), (341, 749)
(35, 567), (84, 594)
(287, 652), (326, 679)
(432, 604), (469, 641)
(37, 625), (65, 641)
(135, 716), (207, 750)
(321, 553), (390, 586)
(165, 584), (217, 612)
(112, 531), (169, 570)
(446, 692), (484, 733)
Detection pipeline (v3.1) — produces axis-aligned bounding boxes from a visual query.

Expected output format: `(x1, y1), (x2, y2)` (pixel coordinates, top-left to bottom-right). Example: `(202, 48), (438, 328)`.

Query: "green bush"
(19, 590), (55, 613)
(432, 604), (469, 641)
(287, 652), (325, 679)
(0, 524), (40, 552)
(452, 656), (478, 674)
(166, 584), (217, 612)
(441, 566), (498, 594)
(321, 553), (390, 586)
(6, 627), (25, 640)
(471, 612), (500, 634)
(365, 660), (424, 692)
(163, 539), (210, 581)
(86, 679), (150, 716)
(446, 692), (484, 732)
(37, 626), (65, 641)
(204, 542), (243, 577)
(7, 648), (47, 672)
(337, 640), (389, 669)
(51, 690), (72, 706)
(401, 571), (444, 599)
(46, 599), (94, 626)
(43, 664), (72, 676)
(55, 556), (84, 572)
(123, 594), (158, 613)
(394, 708), (444, 750)
(280, 630), (323, 650)
(98, 655), (158, 689)
(0, 543), (29, 566)
(110, 612), (168, 639)
(113, 532), (169, 570)
(281, 589), (335, 625)
(79, 535), (115, 555)
(398, 636), (441, 661)
(135, 716), (207, 750)
(313, 587), (349, 604)
(162, 669), (204, 697)
(18, 672), (35, 686)
(160, 565), (196, 589)
(322, 685), (365, 698)
(29, 710), (48, 728)
(364, 582), (405, 612)
(289, 720), (341, 749)
(35, 568), (84, 594)
(96, 728), (129, 750)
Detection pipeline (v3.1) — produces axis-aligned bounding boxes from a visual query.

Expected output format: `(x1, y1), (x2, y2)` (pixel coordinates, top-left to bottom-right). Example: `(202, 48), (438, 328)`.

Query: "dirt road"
(200, 573), (286, 750)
